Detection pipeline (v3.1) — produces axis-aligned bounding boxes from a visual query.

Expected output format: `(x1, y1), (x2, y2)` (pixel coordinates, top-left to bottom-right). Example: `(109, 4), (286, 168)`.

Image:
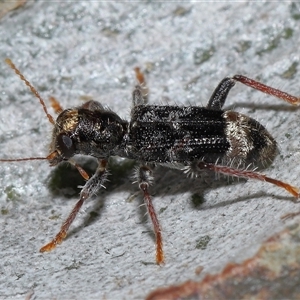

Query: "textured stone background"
(1, 2), (300, 299)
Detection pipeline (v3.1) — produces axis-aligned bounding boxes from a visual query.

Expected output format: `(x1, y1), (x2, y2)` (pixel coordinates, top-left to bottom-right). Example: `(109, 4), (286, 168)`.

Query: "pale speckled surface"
(1, 2), (300, 299)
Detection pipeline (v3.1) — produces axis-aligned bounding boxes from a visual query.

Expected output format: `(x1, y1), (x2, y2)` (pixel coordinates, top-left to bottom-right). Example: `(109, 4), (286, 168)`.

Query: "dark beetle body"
(5, 59), (299, 264)
(42, 74), (289, 265)
(126, 105), (276, 165)
(126, 106), (229, 163)
(50, 101), (277, 169)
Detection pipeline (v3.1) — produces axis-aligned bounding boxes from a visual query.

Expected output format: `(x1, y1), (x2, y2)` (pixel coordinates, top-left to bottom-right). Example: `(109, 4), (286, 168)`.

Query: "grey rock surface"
(0, 2), (300, 299)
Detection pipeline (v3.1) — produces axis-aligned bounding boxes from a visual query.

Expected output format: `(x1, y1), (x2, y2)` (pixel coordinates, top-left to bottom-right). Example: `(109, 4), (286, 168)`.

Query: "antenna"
(2, 59), (89, 179)
(0, 157), (47, 162)
(5, 58), (55, 125)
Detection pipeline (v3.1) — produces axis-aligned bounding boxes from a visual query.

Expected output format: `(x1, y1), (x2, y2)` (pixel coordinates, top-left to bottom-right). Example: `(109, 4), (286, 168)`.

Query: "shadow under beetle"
(3, 59), (300, 264)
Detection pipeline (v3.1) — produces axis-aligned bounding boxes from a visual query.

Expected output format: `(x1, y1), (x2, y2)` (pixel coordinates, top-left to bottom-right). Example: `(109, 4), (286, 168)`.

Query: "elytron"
(2, 58), (300, 264)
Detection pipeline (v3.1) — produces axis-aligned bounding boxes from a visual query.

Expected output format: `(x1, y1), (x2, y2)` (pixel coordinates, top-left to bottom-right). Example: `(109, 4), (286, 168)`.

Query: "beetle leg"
(197, 161), (299, 198)
(136, 165), (164, 264)
(40, 159), (108, 252)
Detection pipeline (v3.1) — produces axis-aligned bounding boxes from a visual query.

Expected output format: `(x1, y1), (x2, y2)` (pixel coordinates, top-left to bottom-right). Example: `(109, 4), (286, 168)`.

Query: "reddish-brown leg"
(233, 75), (300, 106)
(49, 96), (64, 114)
(137, 165), (164, 265)
(133, 67), (149, 105)
(197, 161), (299, 198)
(134, 67), (146, 85)
(40, 159), (108, 252)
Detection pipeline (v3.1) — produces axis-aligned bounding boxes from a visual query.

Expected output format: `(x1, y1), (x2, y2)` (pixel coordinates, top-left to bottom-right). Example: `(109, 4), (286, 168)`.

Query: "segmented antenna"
(0, 157), (47, 162)
(2, 59), (89, 179)
(5, 58), (55, 125)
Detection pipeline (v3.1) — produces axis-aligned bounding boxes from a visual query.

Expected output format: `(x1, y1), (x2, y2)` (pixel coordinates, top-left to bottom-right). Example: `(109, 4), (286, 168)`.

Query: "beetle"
(2, 58), (300, 264)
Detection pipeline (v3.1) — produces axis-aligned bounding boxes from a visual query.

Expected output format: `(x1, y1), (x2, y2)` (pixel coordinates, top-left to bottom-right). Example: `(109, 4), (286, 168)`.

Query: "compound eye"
(57, 133), (75, 159)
